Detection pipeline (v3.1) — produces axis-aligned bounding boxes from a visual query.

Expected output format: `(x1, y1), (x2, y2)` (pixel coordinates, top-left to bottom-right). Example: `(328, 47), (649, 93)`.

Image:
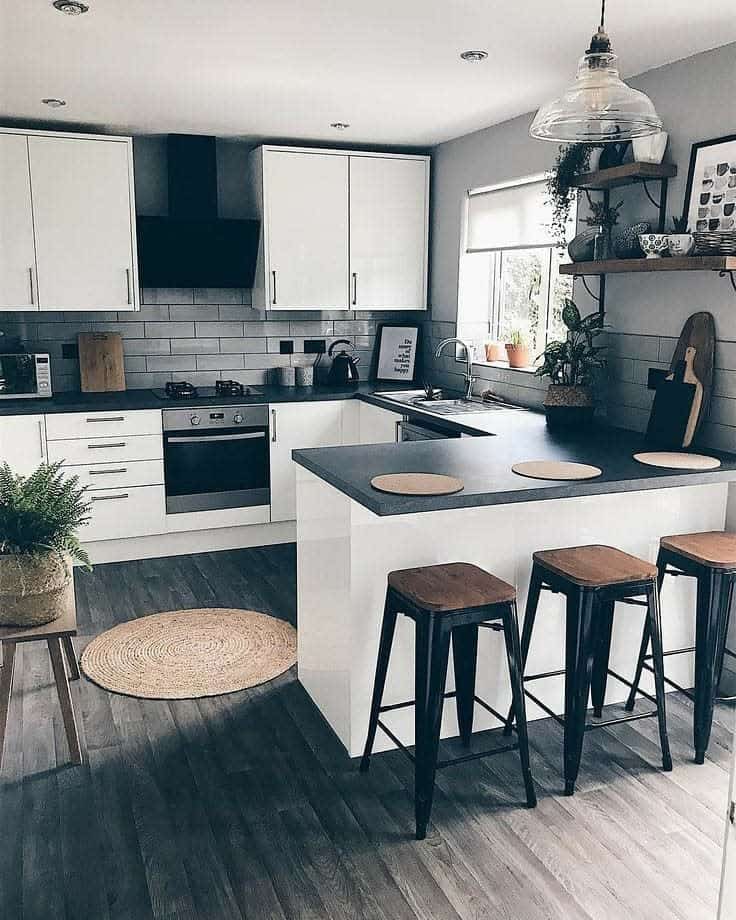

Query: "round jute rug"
(80, 608), (297, 700)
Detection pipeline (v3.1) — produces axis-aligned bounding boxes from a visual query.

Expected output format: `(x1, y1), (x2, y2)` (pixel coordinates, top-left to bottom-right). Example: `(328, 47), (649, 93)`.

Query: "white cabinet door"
(358, 401), (403, 444)
(719, 735), (736, 918)
(270, 401), (343, 522)
(0, 135), (37, 310)
(265, 151), (349, 309)
(28, 135), (137, 311)
(0, 416), (46, 475)
(349, 156), (428, 310)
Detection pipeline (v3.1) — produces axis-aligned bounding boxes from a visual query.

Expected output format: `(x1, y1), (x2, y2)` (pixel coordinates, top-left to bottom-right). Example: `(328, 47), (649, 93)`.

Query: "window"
(457, 175), (576, 367)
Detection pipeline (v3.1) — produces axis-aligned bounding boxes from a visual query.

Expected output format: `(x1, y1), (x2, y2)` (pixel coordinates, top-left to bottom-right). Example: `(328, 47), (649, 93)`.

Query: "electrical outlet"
(304, 339), (326, 354)
(647, 367), (669, 390)
(279, 340), (294, 355)
(61, 342), (79, 360)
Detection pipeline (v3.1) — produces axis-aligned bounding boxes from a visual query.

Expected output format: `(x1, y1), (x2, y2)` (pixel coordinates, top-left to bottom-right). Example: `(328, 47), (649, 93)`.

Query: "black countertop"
(292, 409), (736, 515)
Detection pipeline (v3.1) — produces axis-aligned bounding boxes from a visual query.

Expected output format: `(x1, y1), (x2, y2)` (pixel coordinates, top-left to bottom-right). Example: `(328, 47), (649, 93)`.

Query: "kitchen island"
(293, 409), (736, 757)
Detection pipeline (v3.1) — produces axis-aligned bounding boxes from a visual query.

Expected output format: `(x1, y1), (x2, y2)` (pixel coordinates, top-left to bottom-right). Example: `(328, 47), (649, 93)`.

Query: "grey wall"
(0, 137), (419, 391)
(426, 41), (736, 440)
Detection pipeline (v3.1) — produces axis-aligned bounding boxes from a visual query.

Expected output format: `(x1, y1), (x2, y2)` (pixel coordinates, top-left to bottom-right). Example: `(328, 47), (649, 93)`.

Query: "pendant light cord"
(600, 0), (606, 30)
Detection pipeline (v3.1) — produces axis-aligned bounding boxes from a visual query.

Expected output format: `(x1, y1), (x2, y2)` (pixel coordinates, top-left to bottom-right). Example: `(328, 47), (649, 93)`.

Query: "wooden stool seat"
(660, 531), (736, 568)
(388, 563), (516, 612)
(533, 545), (658, 588)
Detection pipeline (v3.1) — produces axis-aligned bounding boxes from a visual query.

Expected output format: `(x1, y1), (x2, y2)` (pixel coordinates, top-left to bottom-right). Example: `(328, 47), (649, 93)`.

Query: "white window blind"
(466, 176), (570, 252)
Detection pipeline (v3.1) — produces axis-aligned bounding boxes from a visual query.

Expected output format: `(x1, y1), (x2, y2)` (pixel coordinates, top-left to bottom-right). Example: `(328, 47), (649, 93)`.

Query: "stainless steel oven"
(162, 405), (270, 514)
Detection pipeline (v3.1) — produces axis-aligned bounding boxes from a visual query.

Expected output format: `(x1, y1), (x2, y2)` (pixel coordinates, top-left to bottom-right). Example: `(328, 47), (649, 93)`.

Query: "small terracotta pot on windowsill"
(484, 341), (507, 363)
(505, 343), (530, 369)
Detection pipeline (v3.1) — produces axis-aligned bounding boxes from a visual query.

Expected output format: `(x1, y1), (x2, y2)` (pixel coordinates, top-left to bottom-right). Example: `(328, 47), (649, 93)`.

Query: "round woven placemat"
(370, 472), (464, 496)
(511, 460), (603, 481)
(633, 451), (721, 471)
(80, 608), (296, 699)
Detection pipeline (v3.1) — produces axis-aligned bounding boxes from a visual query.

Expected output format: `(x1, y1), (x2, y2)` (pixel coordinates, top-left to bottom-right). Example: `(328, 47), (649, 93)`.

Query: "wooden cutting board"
(78, 333), (126, 393)
(668, 312), (715, 446)
(646, 377), (696, 449)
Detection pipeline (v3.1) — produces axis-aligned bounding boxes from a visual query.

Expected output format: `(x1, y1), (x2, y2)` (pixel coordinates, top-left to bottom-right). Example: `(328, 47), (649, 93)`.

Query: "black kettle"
(326, 339), (360, 386)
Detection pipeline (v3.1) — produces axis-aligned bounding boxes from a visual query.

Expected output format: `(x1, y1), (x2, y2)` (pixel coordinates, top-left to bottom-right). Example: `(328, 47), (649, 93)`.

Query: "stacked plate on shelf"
(693, 231), (736, 255)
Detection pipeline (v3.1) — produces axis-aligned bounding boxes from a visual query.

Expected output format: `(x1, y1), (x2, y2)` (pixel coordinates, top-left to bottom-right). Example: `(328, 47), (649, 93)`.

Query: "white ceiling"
(2, 0), (735, 147)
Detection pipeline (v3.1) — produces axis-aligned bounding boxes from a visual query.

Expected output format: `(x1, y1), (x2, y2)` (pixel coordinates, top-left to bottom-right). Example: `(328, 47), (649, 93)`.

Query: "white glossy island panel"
(296, 466), (729, 757)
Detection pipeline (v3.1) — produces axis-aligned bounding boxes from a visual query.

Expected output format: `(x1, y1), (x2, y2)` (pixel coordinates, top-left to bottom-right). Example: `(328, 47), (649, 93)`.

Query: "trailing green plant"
(0, 462), (92, 569)
(546, 144), (593, 247)
(583, 199), (624, 231)
(535, 299), (606, 387)
(671, 215), (690, 233)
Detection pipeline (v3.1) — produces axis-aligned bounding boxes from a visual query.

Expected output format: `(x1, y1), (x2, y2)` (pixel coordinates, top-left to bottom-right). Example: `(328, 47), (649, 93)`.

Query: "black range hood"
(136, 135), (260, 289)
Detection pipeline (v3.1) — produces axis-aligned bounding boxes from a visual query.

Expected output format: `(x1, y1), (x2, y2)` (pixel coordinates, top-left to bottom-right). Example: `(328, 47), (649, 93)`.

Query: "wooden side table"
(0, 604), (84, 768)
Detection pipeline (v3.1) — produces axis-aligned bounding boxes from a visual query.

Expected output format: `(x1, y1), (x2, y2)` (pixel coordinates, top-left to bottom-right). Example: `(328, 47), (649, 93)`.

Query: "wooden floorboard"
(0, 545), (731, 919)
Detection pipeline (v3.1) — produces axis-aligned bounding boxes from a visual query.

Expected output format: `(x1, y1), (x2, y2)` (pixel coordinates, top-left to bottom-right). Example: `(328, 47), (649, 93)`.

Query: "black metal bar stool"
(626, 531), (736, 764)
(504, 545), (672, 795)
(360, 562), (536, 840)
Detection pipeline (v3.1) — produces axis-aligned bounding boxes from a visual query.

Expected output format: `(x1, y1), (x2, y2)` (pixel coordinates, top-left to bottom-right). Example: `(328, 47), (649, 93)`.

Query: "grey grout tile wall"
(0, 288), (424, 393)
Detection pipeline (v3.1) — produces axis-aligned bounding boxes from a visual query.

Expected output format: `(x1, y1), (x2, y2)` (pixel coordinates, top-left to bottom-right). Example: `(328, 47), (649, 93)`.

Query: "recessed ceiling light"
(42, 98), (67, 108)
(460, 50), (488, 62)
(330, 122), (350, 130)
(52, 0), (89, 14)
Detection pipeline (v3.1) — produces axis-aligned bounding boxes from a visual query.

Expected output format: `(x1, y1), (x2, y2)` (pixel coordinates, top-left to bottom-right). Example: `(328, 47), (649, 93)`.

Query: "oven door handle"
(166, 432), (267, 444)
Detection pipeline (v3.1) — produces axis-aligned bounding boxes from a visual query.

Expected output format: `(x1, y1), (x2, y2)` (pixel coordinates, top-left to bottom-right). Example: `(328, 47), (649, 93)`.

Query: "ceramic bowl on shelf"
(667, 233), (695, 257)
(638, 233), (669, 259)
(632, 131), (669, 164)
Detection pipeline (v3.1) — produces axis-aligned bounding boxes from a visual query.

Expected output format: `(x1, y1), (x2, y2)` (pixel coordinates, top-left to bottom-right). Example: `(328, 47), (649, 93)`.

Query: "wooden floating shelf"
(560, 256), (736, 276)
(570, 162), (677, 191)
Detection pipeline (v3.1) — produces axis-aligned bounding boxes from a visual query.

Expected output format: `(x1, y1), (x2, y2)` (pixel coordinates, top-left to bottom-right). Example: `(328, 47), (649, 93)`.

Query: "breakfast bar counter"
(292, 412), (736, 757)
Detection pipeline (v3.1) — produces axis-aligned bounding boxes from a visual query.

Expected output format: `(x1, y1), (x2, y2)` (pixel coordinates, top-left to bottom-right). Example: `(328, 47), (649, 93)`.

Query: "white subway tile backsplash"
(219, 337), (269, 353)
(170, 338), (220, 355)
(130, 304), (170, 322)
(124, 338), (171, 355)
(145, 321), (195, 338)
(333, 320), (375, 335)
(195, 354), (245, 371)
(608, 333), (660, 362)
(289, 321), (334, 336)
(146, 355), (197, 372)
(195, 321), (245, 337)
(141, 288), (194, 305)
(194, 288), (246, 305)
(169, 304), (221, 321)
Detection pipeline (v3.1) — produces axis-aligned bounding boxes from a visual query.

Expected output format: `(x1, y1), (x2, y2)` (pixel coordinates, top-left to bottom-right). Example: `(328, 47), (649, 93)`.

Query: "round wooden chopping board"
(633, 451), (721, 471)
(511, 460), (603, 481)
(370, 473), (464, 496)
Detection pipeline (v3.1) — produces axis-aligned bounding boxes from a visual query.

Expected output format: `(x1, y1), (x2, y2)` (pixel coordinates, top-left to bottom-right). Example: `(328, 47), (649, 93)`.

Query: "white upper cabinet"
(28, 134), (138, 311)
(251, 146), (429, 311)
(265, 151), (349, 310)
(0, 134), (37, 310)
(349, 156), (428, 310)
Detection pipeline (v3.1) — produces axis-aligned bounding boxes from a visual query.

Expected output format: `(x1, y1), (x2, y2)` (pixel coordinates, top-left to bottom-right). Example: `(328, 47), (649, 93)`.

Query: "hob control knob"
(233, 412), (244, 424)
(190, 414), (201, 426)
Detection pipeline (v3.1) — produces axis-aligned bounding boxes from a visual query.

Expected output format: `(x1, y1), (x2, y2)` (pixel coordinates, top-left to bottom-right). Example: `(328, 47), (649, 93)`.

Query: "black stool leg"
(693, 569), (730, 764)
(360, 592), (398, 773)
(591, 600), (614, 718)
(645, 581), (672, 771)
(563, 588), (596, 796)
(414, 615), (452, 841)
(626, 549), (666, 711)
(504, 563), (543, 735)
(501, 601), (537, 808)
(714, 574), (735, 688)
(452, 623), (478, 747)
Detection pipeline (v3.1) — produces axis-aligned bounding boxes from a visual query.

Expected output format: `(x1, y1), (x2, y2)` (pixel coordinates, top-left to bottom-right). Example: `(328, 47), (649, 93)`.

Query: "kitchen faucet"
(434, 337), (475, 400)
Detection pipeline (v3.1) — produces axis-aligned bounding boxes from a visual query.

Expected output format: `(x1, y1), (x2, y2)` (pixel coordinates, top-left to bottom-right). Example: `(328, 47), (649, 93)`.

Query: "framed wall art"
(683, 134), (736, 232)
(372, 324), (422, 384)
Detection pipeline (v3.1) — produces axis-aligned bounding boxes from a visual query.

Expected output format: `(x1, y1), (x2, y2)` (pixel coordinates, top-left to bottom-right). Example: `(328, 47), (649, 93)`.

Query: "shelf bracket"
(641, 177), (669, 232)
(582, 188), (596, 209)
(578, 274), (606, 317)
(641, 179), (660, 210)
(719, 270), (736, 294)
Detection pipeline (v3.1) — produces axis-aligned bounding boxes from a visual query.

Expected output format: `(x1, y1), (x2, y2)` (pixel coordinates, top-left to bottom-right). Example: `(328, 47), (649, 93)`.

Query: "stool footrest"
(379, 690), (457, 715)
(641, 661), (695, 702)
(525, 668), (566, 682)
(437, 742), (520, 769)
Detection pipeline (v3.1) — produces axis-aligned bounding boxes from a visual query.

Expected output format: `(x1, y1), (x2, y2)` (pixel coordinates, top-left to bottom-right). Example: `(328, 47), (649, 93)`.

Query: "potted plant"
(547, 143), (594, 249)
(536, 299), (606, 429)
(667, 215), (695, 257)
(505, 330), (531, 369)
(584, 199), (624, 261)
(484, 340), (506, 363)
(0, 462), (91, 627)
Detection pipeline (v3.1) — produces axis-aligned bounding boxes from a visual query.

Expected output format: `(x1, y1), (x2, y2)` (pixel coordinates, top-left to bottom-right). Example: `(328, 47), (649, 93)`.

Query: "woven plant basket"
(543, 385), (595, 429)
(0, 552), (74, 627)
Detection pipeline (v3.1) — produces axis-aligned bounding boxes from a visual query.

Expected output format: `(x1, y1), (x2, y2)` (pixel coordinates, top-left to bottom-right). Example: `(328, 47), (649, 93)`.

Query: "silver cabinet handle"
(272, 270), (277, 305)
(88, 467), (127, 476)
(125, 268), (133, 305)
(395, 419), (401, 442)
(38, 419), (45, 459)
(167, 432), (266, 444)
(352, 272), (358, 306)
(91, 492), (129, 502)
(29, 267), (35, 306)
(88, 442), (126, 449)
(86, 416), (125, 423)
(271, 408), (277, 442)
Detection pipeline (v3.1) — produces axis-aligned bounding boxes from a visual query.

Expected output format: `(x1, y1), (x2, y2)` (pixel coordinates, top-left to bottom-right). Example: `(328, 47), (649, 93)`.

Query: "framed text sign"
(372, 324), (422, 383)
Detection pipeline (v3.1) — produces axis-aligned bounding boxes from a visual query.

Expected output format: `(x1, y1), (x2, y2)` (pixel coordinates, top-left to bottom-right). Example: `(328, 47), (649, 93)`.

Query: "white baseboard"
(85, 520), (296, 564)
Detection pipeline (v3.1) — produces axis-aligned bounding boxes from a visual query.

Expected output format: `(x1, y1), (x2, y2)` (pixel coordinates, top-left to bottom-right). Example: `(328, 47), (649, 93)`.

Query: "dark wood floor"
(0, 545), (732, 920)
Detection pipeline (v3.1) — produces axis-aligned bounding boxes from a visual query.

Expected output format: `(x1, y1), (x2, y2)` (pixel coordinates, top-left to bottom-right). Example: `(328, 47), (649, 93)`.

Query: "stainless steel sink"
(374, 390), (513, 416)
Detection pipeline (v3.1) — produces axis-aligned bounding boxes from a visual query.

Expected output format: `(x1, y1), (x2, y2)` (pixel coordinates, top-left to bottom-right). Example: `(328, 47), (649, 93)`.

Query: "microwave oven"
(0, 354), (52, 399)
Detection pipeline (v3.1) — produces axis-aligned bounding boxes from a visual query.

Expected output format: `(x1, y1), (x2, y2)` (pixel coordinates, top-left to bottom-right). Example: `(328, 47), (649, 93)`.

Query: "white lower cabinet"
(357, 401), (403, 444)
(82, 485), (166, 543)
(269, 401), (343, 522)
(0, 415), (47, 475)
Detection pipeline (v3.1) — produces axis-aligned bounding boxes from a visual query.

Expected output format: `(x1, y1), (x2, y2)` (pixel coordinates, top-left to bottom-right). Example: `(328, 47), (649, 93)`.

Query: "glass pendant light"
(530, 0), (662, 143)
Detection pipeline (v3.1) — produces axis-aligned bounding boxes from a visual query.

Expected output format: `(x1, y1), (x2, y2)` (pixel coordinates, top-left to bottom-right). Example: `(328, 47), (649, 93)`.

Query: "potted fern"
(536, 299), (606, 428)
(0, 462), (91, 627)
